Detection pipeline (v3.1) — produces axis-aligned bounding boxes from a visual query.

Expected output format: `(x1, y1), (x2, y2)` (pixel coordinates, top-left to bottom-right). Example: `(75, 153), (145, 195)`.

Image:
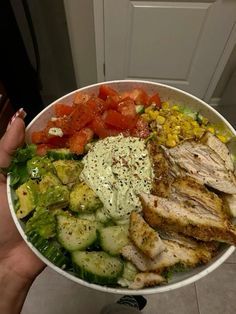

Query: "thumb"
(0, 117), (25, 168)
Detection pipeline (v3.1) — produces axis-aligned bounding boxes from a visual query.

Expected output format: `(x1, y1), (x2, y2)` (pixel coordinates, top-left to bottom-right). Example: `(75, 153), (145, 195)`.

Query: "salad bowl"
(7, 80), (236, 295)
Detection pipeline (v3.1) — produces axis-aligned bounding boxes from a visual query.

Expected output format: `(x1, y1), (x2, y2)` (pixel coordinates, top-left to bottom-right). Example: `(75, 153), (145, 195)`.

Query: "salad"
(8, 85), (236, 289)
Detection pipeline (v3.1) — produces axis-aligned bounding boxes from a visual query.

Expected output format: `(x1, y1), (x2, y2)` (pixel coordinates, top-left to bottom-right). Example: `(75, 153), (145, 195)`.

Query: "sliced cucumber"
(135, 104), (145, 114)
(99, 225), (129, 255)
(47, 148), (80, 160)
(72, 251), (124, 285)
(27, 231), (69, 269)
(57, 214), (97, 251)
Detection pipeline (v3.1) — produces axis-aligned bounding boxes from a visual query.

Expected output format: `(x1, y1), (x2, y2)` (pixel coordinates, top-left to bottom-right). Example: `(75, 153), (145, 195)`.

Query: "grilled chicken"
(201, 132), (234, 172)
(121, 234), (215, 273)
(148, 142), (173, 197)
(141, 192), (236, 245)
(163, 141), (236, 194)
(172, 177), (225, 218)
(223, 194), (236, 217)
(129, 211), (165, 259)
(129, 272), (166, 289)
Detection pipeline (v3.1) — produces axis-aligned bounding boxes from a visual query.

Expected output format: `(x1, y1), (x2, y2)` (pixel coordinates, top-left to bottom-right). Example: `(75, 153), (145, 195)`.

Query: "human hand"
(0, 116), (45, 282)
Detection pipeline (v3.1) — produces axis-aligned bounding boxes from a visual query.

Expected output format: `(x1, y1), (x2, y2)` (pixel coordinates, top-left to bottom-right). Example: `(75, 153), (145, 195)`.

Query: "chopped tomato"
(36, 144), (53, 156)
(31, 130), (47, 144)
(46, 136), (69, 147)
(54, 104), (73, 117)
(98, 85), (118, 100)
(90, 116), (120, 138)
(70, 105), (94, 132)
(86, 97), (107, 114)
(103, 110), (138, 130)
(131, 117), (150, 138)
(69, 128), (94, 154)
(73, 92), (91, 105)
(45, 117), (71, 136)
(148, 93), (161, 107)
(117, 98), (136, 117)
(121, 88), (149, 106)
(105, 95), (120, 110)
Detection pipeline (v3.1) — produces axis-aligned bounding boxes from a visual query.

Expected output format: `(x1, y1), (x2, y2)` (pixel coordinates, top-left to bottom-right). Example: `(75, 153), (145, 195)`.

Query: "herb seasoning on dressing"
(80, 135), (153, 222)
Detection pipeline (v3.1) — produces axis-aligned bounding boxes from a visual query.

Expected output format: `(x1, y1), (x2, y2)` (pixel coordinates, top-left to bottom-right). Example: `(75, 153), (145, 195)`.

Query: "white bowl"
(7, 80), (236, 295)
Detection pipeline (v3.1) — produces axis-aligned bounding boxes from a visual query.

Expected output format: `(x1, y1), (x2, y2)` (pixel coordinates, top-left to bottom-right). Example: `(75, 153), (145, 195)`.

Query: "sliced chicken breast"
(140, 192), (236, 245)
(223, 194), (236, 217)
(129, 272), (166, 289)
(163, 141), (236, 194)
(129, 211), (165, 259)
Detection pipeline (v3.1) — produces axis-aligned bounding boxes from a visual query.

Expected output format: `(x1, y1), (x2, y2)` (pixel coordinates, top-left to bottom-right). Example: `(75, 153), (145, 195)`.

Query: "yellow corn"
(156, 115), (166, 125)
(216, 134), (227, 143)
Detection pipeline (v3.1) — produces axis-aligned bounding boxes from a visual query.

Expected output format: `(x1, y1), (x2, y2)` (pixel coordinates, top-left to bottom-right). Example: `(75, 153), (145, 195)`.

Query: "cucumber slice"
(135, 104), (145, 114)
(57, 214), (97, 251)
(47, 148), (80, 160)
(27, 231), (69, 269)
(72, 251), (124, 285)
(99, 225), (129, 255)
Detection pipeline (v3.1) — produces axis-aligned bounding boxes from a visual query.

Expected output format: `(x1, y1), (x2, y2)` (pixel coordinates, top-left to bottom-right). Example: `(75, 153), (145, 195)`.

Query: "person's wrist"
(0, 262), (34, 314)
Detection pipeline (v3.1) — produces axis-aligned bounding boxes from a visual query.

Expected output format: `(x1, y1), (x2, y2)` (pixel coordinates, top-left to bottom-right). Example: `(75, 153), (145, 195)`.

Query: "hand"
(0, 117), (45, 313)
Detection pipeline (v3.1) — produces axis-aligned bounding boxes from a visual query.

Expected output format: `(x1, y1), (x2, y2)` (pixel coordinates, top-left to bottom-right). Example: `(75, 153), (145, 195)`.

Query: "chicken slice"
(129, 272), (166, 289)
(129, 211), (165, 259)
(201, 132), (234, 172)
(223, 194), (236, 217)
(140, 192), (236, 245)
(121, 237), (215, 274)
(172, 177), (224, 218)
(163, 141), (236, 194)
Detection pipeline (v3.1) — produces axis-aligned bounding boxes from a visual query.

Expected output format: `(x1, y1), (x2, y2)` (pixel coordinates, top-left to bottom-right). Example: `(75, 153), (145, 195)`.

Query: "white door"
(95, 0), (236, 99)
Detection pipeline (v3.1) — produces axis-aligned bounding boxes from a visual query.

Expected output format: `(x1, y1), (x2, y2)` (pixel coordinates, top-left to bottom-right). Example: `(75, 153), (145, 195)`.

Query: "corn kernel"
(156, 115), (166, 125)
(207, 126), (215, 134)
(166, 138), (176, 147)
(161, 102), (169, 109)
(172, 105), (179, 111)
(149, 111), (159, 120)
(216, 134), (227, 143)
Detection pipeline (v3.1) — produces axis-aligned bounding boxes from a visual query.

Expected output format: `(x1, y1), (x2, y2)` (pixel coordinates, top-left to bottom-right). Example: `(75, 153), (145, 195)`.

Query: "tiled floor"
(21, 105), (236, 314)
(21, 250), (236, 314)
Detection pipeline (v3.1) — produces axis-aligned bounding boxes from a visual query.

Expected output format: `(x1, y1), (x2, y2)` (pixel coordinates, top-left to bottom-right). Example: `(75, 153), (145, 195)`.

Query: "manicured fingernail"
(7, 108), (27, 131)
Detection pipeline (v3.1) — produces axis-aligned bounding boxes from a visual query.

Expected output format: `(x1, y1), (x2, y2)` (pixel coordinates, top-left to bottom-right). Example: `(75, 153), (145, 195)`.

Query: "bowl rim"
(7, 79), (236, 295)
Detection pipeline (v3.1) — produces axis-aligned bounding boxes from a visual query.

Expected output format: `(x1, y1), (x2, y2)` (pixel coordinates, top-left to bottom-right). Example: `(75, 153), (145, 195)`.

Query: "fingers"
(0, 117), (25, 168)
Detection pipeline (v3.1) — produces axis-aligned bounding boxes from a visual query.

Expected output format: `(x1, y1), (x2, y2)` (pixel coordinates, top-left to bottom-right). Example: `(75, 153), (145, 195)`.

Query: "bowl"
(7, 80), (236, 295)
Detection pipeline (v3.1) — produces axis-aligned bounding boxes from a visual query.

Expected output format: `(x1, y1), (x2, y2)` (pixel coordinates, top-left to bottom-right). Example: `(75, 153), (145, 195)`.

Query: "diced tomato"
(46, 136), (69, 147)
(105, 95), (120, 110)
(45, 117), (71, 136)
(90, 116), (120, 138)
(54, 104), (73, 117)
(31, 130), (47, 144)
(117, 98), (136, 117)
(131, 117), (150, 138)
(73, 92), (91, 105)
(103, 110), (138, 130)
(148, 93), (161, 107)
(36, 144), (53, 156)
(68, 128), (94, 154)
(86, 97), (107, 114)
(69, 105), (94, 132)
(121, 88), (149, 106)
(98, 85), (118, 100)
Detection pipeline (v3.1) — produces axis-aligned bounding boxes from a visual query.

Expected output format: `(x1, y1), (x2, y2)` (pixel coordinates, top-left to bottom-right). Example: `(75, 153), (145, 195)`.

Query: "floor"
(21, 105), (236, 314)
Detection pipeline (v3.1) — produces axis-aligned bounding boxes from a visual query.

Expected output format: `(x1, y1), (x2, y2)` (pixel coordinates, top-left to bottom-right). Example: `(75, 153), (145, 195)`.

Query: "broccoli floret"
(69, 182), (103, 213)
(26, 207), (56, 239)
(27, 156), (54, 179)
(39, 172), (62, 193)
(39, 185), (70, 209)
(16, 180), (38, 218)
(53, 160), (83, 185)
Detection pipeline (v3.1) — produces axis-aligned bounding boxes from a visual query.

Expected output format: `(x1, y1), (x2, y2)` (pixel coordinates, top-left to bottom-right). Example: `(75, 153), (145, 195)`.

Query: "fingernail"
(7, 108), (27, 131)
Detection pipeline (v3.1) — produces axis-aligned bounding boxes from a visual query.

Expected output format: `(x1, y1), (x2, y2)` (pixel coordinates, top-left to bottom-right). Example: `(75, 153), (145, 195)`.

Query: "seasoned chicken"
(129, 272), (166, 289)
(140, 192), (236, 245)
(201, 132), (234, 172)
(172, 177), (224, 218)
(129, 211), (165, 259)
(223, 194), (236, 217)
(121, 237), (215, 273)
(148, 142), (173, 197)
(163, 141), (236, 194)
